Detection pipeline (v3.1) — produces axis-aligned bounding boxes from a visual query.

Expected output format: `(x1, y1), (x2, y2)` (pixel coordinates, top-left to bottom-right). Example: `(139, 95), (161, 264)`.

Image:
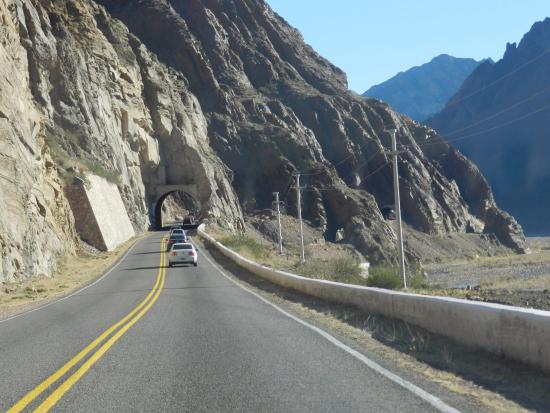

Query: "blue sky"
(266, 1), (550, 93)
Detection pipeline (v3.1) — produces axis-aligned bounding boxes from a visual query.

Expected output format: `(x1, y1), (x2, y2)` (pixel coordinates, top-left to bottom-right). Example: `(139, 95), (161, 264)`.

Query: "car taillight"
(170, 251), (176, 256)
(188, 251), (195, 256)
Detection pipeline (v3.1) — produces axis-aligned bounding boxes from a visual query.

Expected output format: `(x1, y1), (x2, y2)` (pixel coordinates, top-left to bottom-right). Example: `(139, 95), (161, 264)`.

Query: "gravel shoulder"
(0, 234), (145, 321)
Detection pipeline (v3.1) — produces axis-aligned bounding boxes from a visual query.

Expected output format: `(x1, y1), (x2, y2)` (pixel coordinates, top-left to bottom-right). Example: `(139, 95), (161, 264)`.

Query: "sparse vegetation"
(218, 235), (271, 260)
(294, 256), (363, 284)
(214, 230), (366, 285)
(365, 265), (429, 290)
(366, 266), (402, 289)
(47, 134), (121, 185)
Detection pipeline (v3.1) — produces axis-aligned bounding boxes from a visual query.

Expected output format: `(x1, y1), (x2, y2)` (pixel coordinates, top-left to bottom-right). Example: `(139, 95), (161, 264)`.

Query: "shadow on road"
(122, 266), (166, 271)
(203, 241), (550, 413)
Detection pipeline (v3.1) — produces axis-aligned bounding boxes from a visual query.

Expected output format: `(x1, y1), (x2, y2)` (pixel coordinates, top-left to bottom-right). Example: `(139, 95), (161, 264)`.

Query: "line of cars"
(167, 225), (199, 267)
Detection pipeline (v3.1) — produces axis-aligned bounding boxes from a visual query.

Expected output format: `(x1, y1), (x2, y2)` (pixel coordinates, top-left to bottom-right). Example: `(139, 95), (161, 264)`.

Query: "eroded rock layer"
(0, 0), (526, 281)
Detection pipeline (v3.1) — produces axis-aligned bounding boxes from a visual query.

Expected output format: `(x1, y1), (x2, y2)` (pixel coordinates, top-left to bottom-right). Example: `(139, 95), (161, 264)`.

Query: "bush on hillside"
(366, 266), (402, 289)
(218, 235), (270, 260)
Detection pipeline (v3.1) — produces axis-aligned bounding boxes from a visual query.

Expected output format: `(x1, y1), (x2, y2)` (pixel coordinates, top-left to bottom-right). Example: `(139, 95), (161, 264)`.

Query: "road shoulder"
(0, 234), (148, 322)
(199, 238), (550, 413)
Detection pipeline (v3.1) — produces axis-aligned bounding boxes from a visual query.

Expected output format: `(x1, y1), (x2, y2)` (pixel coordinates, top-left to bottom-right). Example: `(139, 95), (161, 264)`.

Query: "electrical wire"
(441, 83), (550, 138)
(412, 101), (550, 151)
(304, 161), (392, 193)
(285, 48), (550, 195)
(443, 47), (550, 109)
(301, 135), (380, 177)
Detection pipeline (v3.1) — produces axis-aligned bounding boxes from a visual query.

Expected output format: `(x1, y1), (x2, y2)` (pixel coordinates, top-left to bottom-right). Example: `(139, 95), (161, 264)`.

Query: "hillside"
(428, 18), (550, 235)
(0, 0), (525, 282)
(363, 54), (483, 122)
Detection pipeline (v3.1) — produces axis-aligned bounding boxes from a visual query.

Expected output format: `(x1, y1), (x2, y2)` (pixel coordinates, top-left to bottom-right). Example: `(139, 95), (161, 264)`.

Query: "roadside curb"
(198, 225), (550, 373)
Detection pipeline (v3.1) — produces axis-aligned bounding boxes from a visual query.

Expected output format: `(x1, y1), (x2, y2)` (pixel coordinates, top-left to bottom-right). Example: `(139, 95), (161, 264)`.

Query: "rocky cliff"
(364, 54), (484, 122)
(0, 0), (526, 282)
(429, 18), (550, 235)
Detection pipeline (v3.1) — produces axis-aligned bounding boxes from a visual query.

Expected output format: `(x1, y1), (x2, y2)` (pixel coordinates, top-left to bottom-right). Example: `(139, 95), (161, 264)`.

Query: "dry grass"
(0, 235), (145, 320)
(210, 228), (364, 283)
(480, 274), (550, 290)
(287, 304), (536, 413)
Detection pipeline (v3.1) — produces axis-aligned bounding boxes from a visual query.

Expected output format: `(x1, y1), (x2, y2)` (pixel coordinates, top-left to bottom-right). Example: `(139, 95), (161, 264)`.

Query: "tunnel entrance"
(152, 184), (200, 230)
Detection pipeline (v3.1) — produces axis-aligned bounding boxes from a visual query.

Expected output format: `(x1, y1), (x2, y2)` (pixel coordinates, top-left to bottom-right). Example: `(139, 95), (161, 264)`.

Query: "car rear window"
(173, 244), (193, 250)
(171, 234), (186, 239)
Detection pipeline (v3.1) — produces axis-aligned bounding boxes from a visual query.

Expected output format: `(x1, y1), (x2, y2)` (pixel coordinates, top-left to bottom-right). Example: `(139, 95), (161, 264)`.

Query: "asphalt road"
(0, 233), (461, 412)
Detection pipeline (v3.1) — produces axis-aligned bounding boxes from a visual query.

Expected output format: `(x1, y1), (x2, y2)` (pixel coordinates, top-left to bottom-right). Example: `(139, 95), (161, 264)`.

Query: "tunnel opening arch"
(152, 184), (201, 230)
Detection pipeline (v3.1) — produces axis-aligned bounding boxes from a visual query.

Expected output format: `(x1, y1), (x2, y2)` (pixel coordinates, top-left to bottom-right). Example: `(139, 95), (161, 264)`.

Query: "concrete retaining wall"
(66, 174), (135, 251)
(199, 227), (550, 372)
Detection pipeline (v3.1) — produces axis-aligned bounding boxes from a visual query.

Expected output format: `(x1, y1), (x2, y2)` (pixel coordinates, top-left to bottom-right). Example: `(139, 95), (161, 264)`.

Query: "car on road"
(169, 226), (184, 236)
(167, 233), (187, 251)
(168, 243), (198, 267)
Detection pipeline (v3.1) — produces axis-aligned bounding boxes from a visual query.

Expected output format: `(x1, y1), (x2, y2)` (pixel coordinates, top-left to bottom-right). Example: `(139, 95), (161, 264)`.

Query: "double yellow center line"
(9, 237), (168, 412)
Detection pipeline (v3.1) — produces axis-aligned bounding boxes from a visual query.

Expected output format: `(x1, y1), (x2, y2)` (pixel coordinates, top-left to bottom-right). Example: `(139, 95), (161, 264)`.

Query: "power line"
(313, 98), (550, 193)
(437, 83), (550, 139)
(413, 102), (550, 151)
(302, 99), (550, 194)
(443, 47), (550, 109)
(280, 174), (295, 202)
(301, 135), (380, 177)
(304, 161), (391, 193)
(283, 48), (550, 195)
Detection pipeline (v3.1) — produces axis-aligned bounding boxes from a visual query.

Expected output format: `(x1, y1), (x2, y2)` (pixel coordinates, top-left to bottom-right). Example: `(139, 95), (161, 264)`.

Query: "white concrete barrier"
(198, 226), (550, 373)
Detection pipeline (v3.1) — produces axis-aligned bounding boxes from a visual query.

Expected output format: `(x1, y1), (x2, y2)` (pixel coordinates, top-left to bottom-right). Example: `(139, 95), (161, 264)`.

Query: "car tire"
(193, 262), (198, 267)
(168, 262), (173, 268)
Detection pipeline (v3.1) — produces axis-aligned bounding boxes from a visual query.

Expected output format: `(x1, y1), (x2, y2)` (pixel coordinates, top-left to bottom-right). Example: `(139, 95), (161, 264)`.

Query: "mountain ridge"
(428, 17), (550, 235)
(364, 54), (485, 121)
(0, 0), (526, 282)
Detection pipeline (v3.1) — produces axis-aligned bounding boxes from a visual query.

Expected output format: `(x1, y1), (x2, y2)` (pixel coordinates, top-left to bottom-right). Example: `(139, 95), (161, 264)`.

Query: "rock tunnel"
(153, 184), (201, 229)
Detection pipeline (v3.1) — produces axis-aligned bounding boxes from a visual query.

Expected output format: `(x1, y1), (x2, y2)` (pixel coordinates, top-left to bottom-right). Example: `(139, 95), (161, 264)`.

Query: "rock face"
(364, 54), (484, 122)
(0, 0), (527, 282)
(0, 0), (76, 282)
(428, 18), (550, 235)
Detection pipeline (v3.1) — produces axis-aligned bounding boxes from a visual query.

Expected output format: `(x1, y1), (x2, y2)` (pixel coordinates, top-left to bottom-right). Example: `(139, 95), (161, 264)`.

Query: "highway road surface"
(0, 233), (465, 412)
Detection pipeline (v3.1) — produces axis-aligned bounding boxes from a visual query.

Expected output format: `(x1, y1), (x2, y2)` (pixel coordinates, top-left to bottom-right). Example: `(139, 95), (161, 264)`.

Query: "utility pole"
(294, 173), (306, 263)
(273, 192), (284, 255)
(390, 129), (407, 288)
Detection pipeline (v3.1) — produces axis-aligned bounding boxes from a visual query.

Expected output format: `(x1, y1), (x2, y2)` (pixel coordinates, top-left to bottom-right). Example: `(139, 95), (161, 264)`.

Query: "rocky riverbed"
(424, 237), (550, 310)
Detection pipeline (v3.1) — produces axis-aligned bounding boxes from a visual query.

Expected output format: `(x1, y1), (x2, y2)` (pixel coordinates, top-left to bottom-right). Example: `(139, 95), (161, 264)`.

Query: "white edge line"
(0, 237), (145, 325)
(199, 249), (462, 413)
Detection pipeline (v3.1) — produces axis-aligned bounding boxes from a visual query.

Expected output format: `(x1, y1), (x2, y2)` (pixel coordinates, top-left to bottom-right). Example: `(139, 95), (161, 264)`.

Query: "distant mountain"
(428, 18), (550, 235)
(363, 54), (484, 121)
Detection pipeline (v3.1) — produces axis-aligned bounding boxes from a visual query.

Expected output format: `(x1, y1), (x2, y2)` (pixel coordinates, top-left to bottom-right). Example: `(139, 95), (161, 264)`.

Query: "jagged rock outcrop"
(0, 0), (76, 282)
(429, 18), (550, 235)
(0, 0), (527, 282)
(0, 0), (242, 282)
(363, 54), (484, 121)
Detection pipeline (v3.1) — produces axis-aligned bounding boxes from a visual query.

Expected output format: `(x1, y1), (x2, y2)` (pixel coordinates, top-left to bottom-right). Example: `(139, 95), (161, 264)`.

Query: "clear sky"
(266, 1), (550, 93)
